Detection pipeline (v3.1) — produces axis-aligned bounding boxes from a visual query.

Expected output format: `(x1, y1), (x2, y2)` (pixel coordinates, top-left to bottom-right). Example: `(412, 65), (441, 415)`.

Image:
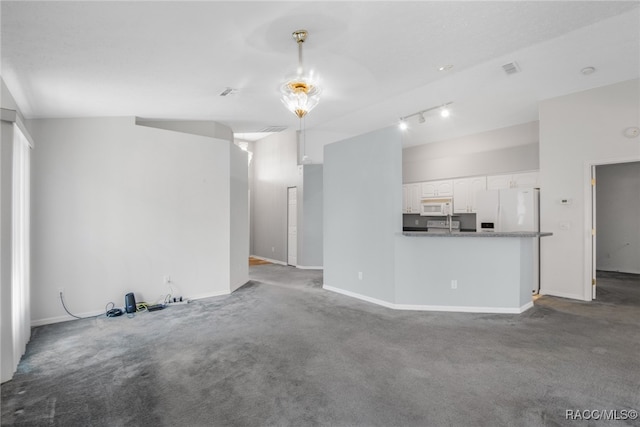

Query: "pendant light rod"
(293, 30), (307, 74)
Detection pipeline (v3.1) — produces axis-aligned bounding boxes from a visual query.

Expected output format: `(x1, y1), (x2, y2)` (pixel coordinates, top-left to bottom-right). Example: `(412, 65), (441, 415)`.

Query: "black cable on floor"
(59, 292), (110, 319)
(59, 292), (84, 319)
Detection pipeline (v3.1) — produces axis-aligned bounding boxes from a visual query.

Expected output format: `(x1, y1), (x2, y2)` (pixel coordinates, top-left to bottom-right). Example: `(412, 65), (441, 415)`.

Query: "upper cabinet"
(421, 180), (453, 197)
(487, 171), (539, 190)
(453, 176), (487, 213)
(404, 171), (538, 214)
(402, 183), (421, 214)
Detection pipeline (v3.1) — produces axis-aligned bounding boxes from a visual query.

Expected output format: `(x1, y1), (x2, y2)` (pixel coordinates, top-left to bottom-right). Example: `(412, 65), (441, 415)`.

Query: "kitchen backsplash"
(403, 213), (477, 231)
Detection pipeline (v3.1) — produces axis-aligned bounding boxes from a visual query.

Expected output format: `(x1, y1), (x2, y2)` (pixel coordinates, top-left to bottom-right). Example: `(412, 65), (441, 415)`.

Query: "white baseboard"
(31, 290), (232, 327)
(250, 255), (287, 266)
(323, 285), (397, 309)
(249, 255), (323, 270)
(539, 289), (587, 301)
(323, 285), (534, 314)
(296, 265), (324, 270)
(32, 310), (105, 327)
(187, 290), (230, 301)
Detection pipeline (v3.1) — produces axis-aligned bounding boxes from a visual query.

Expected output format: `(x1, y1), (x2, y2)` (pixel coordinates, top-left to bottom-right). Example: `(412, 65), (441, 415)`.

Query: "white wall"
(298, 164), (323, 268)
(300, 129), (353, 165)
(136, 118), (233, 142)
(539, 79), (640, 300)
(27, 117), (245, 325)
(251, 130), (300, 263)
(1, 119), (15, 382)
(595, 161), (640, 274)
(403, 121), (539, 183)
(230, 143), (249, 291)
(323, 126), (403, 302)
(1, 78), (31, 382)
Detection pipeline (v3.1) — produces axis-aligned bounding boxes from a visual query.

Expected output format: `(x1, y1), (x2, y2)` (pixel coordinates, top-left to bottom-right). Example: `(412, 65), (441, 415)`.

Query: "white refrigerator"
(476, 188), (540, 293)
(476, 188), (539, 232)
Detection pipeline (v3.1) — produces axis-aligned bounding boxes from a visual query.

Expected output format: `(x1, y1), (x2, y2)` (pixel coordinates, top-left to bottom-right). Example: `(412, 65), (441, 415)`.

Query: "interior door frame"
(583, 154), (640, 301)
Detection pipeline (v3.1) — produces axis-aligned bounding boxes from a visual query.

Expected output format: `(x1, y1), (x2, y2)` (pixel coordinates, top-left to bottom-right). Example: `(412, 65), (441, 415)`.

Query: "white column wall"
(230, 143), (249, 291)
(1, 120), (16, 382)
(323, 126), (403, 302)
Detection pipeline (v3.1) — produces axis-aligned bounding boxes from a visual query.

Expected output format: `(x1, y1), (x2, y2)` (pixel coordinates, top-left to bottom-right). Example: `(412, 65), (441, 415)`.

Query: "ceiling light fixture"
(438, 64), (454, 72)
(399, 102), (453, 129)
(280, 29), (322, 119)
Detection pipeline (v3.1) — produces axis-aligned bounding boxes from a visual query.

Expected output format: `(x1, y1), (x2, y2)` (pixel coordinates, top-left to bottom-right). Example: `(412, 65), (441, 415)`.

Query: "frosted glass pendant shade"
(280, 78), (321, 118)
(280, 29), (321, 118)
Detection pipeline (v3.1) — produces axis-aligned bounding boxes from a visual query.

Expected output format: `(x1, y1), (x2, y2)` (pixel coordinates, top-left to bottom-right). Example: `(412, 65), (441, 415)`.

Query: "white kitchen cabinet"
(453, 176), (487, 213)
(487, 171), (539, 190)
(402, 185), (409, 213)
(486, 174), (511, 190)
(512, 171), (539, 188)
(421, 180), (453, 197)
(402, 183), (421, 214)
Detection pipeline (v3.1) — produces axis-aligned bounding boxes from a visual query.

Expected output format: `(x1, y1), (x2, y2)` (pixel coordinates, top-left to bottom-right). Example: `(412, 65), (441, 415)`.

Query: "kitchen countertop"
(401, 231), (553, 238)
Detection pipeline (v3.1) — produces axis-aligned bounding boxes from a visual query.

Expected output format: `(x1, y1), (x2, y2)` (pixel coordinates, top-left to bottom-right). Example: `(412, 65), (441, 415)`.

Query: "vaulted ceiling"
(2, 1), (639, 146)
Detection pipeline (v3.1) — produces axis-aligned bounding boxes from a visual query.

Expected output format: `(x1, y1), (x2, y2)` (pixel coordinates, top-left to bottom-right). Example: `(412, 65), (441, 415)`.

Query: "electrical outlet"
(57, 287), (64, 295)
(451, 280), (457, 290)
(164, 275), (171, 284)
(358, 272), (363, 280)
(271, 246), (275, 252)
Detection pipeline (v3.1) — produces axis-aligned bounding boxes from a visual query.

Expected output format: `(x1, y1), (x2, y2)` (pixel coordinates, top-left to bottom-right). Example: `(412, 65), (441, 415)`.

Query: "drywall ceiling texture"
(1, 2), (638, 146)
(27, 117), (245, 325)
(539, 78), (640, 301)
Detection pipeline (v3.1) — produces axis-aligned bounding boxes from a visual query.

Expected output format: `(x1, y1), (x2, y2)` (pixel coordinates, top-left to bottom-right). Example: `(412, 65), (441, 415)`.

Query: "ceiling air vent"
(502, 62), (520, 75)
(219, 87), (238, 96)
(258, 126), (288, 133)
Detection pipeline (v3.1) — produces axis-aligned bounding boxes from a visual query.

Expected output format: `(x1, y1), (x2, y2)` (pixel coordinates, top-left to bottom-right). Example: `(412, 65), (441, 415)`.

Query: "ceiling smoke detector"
(581, 66), (596, 75)
(502, 62), (520, 75)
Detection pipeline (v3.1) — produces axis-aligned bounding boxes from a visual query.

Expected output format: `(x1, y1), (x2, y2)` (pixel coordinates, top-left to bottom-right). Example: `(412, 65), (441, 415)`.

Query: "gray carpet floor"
(1, 267), (639, 427)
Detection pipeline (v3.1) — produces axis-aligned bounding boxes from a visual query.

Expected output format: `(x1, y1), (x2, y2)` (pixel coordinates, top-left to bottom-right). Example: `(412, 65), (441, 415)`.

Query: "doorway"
(588, 160), (640, 300)
(287, 187), (297, 266)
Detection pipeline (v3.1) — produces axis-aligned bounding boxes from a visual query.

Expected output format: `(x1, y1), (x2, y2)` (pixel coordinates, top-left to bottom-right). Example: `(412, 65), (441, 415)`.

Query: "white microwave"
(420, 198), (452, 216)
